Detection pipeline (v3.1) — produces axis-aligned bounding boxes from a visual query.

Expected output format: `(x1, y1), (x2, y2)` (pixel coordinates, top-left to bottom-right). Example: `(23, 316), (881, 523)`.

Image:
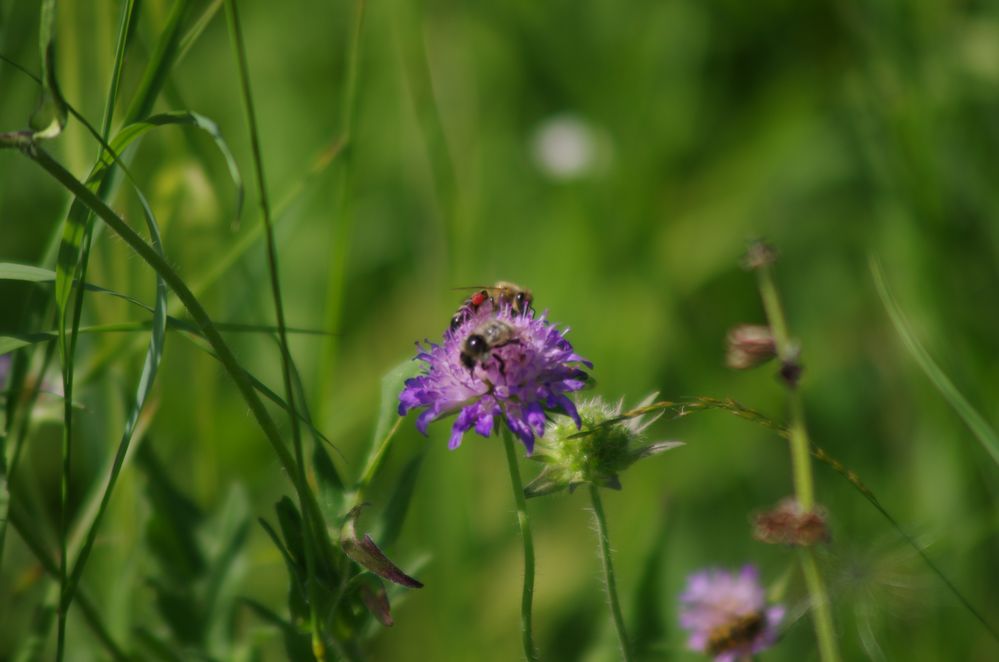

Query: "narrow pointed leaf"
(340, 506), (423, 589)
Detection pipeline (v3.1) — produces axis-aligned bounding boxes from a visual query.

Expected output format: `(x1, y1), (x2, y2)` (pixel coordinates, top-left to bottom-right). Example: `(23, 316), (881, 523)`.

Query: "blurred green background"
(2, 0), (998, 659)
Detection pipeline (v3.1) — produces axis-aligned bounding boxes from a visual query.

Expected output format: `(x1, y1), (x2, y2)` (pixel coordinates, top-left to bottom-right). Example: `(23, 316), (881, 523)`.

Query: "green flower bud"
(524, 393), (683, 498)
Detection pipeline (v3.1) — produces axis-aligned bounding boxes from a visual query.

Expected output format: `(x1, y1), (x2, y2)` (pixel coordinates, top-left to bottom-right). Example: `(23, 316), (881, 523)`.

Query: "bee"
(705, 610), (766, 656)
(460, 319), (520, 373)
(450, 281), (534, 330)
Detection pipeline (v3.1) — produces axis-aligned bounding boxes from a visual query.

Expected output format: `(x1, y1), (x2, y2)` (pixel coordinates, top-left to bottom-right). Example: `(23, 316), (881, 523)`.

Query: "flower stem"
(755, 256), (840, 662)
(589, 485), (632, 662)
(800, 548), (839, 662)
(501, 429), (538, 662)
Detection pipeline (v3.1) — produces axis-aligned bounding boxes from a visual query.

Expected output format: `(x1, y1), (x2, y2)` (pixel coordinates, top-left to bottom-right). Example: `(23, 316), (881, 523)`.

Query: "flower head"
(524, 393), (682, 497)
(679, 565), (784, 661)
(725, 324), (776, 370)
(398, 301), (591, 455)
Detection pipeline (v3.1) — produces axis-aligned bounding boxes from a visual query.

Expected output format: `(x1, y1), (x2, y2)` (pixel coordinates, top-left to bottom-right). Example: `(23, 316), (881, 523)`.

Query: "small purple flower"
(679, 565), (785, 661)
(398, 302), (591, 454)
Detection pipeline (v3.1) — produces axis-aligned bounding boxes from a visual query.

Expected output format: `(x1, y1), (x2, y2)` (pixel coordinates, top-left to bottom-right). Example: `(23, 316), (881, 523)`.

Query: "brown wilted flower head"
(726, 325), (776, 370)
(753, 498), (830, 547)
(742, 240), (778, 270)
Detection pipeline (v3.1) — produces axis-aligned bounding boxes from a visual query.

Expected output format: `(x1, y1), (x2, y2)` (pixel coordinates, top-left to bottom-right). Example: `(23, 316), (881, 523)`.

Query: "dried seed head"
(742, 240), (778, 270)
(725, 325), (776, 370)
(753, 498), (830, 547)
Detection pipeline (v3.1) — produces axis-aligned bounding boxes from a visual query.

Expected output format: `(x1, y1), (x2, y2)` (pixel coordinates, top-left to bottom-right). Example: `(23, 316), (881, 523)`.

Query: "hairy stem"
(754, 254), (840, 662)
(589, 485), (631, 661)
(501, 430), (538, 662)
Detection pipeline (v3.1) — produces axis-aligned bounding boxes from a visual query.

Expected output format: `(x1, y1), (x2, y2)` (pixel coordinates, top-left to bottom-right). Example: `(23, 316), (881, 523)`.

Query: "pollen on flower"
(398, 299), (591, 455)
(679, 565), (784, 662)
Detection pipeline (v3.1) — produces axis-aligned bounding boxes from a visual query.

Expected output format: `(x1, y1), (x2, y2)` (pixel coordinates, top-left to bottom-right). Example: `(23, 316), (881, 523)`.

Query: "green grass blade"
(98, 0), (136, 141)
(0, 262), (59, 282)
(317, 0), (368, 418)
(108, 111), (243, 217)
(16, 143), (339, 618)
(61, 171), (169, 617)
(121, 0), (192, 125)
(177, 0), (223, 66)
(870, 257), (999, 466)
(223, 1), (320, 655)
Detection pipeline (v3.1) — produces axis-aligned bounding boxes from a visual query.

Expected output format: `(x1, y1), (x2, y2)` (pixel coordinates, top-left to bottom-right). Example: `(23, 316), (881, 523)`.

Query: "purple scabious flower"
(398, 302), (591, 455)
(679, 565), (785, 661)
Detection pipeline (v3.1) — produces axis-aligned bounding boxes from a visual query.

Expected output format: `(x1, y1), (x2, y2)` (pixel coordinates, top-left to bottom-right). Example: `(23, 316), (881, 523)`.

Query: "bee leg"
(460, 352), (476, 372)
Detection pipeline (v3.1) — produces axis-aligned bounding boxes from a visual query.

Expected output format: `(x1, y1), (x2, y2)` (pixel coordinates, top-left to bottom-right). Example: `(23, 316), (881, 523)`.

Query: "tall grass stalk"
(501, 429), (538, 662)
(318, 0), (367, 422)
(224, 1), (325, 657)
(589, 485), (632, 661)
(754, 256), (840, 662)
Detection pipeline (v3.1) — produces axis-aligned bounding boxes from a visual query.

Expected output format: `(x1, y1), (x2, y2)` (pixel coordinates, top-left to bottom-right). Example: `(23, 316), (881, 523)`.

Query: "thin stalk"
(501, 429), (538, 662)
(224, 3), (323, 658)
(317, 0), (367, 421)
(800, 549), (839, 662)
(589, 485), (631, 662)
(754, 257), (840, 662)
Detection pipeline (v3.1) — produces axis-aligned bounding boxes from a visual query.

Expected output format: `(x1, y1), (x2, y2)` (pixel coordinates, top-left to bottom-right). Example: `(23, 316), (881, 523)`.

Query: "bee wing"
(450, 285), (494, 292)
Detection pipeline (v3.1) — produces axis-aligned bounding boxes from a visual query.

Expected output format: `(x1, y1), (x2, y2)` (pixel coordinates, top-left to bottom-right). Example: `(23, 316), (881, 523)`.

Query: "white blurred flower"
(530, 114), (604, 180)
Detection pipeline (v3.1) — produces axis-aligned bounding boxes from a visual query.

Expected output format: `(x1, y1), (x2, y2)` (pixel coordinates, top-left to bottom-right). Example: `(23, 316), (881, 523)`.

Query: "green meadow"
(1, 1), (998, 660)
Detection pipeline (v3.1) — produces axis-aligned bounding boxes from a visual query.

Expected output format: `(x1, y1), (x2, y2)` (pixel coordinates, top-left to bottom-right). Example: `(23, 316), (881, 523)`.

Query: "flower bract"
(524, 393), (682, 497)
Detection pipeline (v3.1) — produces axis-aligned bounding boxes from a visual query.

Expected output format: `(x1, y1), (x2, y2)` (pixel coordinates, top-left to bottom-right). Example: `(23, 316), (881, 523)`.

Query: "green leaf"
(240, 598), (313, 661)
(313, 443), (345, 520)
(258, 518), (308, 624)
(373, 359), (422, 448)
(0, 262), (57, 283)
(138, 446), (206, 583)
(353, 359), (422, 496)
(201, 486), (252, 655)
(374, 450), (424, 548)
(0, 337), (36, 356)
(275, 497), (306, 570)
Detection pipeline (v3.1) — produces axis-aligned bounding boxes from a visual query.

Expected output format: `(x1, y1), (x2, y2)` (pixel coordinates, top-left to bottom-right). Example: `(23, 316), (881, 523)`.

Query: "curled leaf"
(340, 506), (423, 589)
